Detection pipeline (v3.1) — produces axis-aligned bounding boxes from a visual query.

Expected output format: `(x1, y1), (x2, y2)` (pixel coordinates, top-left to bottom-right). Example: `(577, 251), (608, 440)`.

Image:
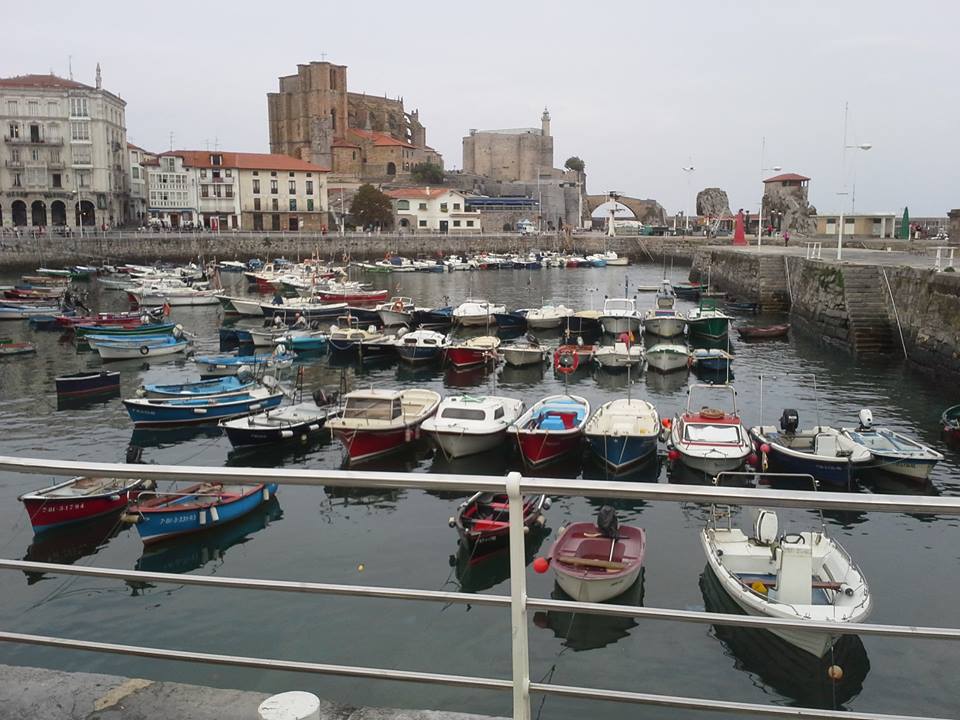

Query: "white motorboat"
(599, 298), (642, 335)
(377, 297), (416, 326)
(604, 252), (629, 266)
(593, 341), (644, 369)
(249, 327), (293, 347)
(646, 343), (690, 372)
(128, 286), (224, 307)
(643, 280), (686, 337)
(702, 508), (871, 658)
(525, 304), (574, 329)
(395, 329), (448, 364)
(840, 409), (943, 482)
(501, 338), (548, 367)
(453, 299), (506, 327)
(421, 395), (525, 458)
(668, 384), (752, 475)
(221, 296), (264, 317)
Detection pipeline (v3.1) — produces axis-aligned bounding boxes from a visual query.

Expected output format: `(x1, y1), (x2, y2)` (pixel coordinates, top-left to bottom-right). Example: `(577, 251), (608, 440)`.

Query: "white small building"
(385, 187), (481, 233)
(146, 154), (198, 229)
(127, 142), (150, 226)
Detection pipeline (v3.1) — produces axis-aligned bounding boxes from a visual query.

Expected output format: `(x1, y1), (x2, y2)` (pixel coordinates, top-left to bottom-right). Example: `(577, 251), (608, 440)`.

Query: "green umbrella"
(899, 206), (910, 239)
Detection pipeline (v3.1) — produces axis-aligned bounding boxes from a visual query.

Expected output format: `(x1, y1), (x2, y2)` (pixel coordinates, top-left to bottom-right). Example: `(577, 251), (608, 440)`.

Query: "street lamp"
(757, 136), (781, 248)
(681, 165), (694, 234)
(837, 143), (872, 261)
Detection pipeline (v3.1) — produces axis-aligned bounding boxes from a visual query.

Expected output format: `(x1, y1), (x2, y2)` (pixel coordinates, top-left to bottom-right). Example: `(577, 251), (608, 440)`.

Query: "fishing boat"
(525, 305), (574, 330)
(737, 323), (790, 340)
(125, 481), (279, 544)
(127, 286), (224, 306)
(686, 299), (732, 340)
(449, 491), (549, 556)
(327, 388), (441, 463)
(19, 476), (149, 532)
(422, 395), (525, 458)
(123, 386), (284, 427)
(194, 351), (293, 377)
(95, 336), (189, 361)
(690, 348), (734, 372)
(446, 336), (500, 369)
(725, 300), (760, 313)
(453, 300), (506, 327)
(75, 321), (177, 338)
(840, 409), (942, 482)
(643, 280), (686, 337)
(377, 297), (416, 326)
(55, 370), (120, 397)
(584, 399), (660, 471)
(0, 341), (36, 356)
(674, 282), (707, 300)
(0, 304), (62, 320)
(259, 300), (348, 321)
(599, 298), (642, 335)
(395, 329), (448, 364)
(750, 410), (871, 489)
(137, 375), (256, 399)
(328, 318), (384, 353)
(593, 341), (644, 369)
(668, 384), (752, 475)
(646, 343), (690, 373)
(546, 507), (646, 602)
(501, 337), (548, 367)
(563, 310), (603, 337)
(508, 394), (590, 467)
(221, 391), (340, 447)
(701, 507), (871, 658)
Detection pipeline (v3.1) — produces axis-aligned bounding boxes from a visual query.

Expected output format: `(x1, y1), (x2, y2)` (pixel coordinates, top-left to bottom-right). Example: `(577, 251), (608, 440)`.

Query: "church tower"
(541, 107), (551, 137)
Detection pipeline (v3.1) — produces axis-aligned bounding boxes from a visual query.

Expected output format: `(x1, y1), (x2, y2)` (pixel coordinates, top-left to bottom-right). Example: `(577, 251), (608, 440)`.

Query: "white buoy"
(258, 691), (321, 720)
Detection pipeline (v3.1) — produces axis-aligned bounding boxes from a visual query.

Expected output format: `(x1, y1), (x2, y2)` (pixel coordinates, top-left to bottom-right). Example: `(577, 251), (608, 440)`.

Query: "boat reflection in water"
(532, 576), (645, 652)
(430, 445), (511, 479)
(134, 497), (283, 576)
(498, 362), (545, 388)
(582, 449), (661, 484)
(644, 367), (690, 394)
(450, 526), (550, 593)
(699, 566), (870, 709)
(56, 387), (122, 412)
(22, 513), (125, 585)
(444, 364), (494, 389)
(129, 425), (223, 449)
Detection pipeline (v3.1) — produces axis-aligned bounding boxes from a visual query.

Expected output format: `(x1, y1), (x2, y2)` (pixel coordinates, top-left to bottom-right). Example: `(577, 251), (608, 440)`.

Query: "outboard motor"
(313, 388), (339, 407)
(780, 409), (799, 434)
(596, 505), (620, 539)
(858, 408), (873, 430)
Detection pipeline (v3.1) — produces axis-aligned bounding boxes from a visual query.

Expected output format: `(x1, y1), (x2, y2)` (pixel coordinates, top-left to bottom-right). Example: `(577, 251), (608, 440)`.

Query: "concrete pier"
(0, 664), (503, 720)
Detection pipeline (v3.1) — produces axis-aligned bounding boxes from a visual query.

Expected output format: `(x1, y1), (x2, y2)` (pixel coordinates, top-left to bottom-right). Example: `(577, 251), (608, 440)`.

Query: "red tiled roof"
(332, 141), (362, 149)
(164, 150), (330, 172)
(127, 141), (150, 153)
(384, 187), (453, 200)
(763, 173), (810, 183)
(0, 73), (92, 90)
(349, 128), (413, 148)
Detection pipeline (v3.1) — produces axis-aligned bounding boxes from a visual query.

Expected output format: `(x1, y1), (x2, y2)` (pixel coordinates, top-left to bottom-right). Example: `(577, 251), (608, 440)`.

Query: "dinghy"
(20, 476), (149, 532)
(0, 341), (36, 356)
(55, 370), (120, 397)
(123, 386), (283, 427)
(137, 375), (256, 399)
(584, 399), (659, 471)
(501, 337), (548, 367)
(221, 390), (340, 447)
(690, 348), (734, 372)
(446, 336), (500, 369)
(422, 395), (524, 458)
(841, 409), (942, 482)
(737, 323), (790, 340)
(95, 336), (189, 361)
(593, 341), (644, 369)
(508, 394), (590, 467)
(525, 305), (574, 329)
(453, 299), (506, 327)
(449, 491), (548, 556)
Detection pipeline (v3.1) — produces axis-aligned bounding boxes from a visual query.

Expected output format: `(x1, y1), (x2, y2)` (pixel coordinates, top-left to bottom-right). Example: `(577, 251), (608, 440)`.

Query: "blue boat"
(122, 387), (283, 427)
(29, 314), (69, 330)
(127, 481), (279, 544)
(493, 311), (528, 331)
(584, 399), (660, 471)
(690, 348), (734, 372)
(139, 375), (256, 399)
(411, 307), (453, 329)
(194, 352), (294, 377)
(282, 331), (328, 353)
(86, 333), (177, 348)
(219, 327), (241, 344)
(55, 370), (120, 397)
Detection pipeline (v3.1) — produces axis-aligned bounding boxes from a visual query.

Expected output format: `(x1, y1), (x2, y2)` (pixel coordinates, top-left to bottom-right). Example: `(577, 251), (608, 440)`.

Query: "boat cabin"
(438, 397), (507, 424)
(342, 392), (404, 422)
(602, 298), (637, 315)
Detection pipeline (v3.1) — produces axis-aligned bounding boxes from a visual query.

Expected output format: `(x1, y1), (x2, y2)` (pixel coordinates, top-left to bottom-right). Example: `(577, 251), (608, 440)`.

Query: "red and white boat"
(507, 394), (590, 467)
(667, 384), (752, 476)
(316, 287), (389, 305)
(19, 476), (150, 533)
(327, 388), (441, 463)
(446, 335), (500, 369)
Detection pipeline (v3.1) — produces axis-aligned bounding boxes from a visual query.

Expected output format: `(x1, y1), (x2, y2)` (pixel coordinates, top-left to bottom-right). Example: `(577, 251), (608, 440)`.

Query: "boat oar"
(555, 556), (626, 571)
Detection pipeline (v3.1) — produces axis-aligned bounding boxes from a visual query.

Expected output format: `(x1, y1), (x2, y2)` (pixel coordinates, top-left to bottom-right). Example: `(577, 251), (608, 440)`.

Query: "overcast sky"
(7, 0), (957, 216)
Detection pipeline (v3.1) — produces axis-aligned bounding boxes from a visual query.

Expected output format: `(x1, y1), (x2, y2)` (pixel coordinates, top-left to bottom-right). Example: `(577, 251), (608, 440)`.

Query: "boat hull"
(123, 393), (282, 427)
(761, 443), (859, 489)
(585, 433), (657, 471)
(687, 317), (729, 340)
(646, 349), (689, 372)
(333, 425), (420, 463)
(396, 345), (444, 364)
(502, 348), (544, 367)
(447, 346), (493, 369)
(644, 316), (686, 337)
(55, 371), (120, 397)
(514, 430), (582, 467)
(555, 563), (642, 603)
(599, 316), (641, 335)
(428, 428), (508, 458)
(22, 482), (144, 532)
(97, 340), (188, 360)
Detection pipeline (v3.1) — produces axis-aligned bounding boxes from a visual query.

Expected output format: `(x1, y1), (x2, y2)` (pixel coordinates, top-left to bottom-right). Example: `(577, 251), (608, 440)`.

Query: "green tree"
(564, 156), (585, 173)
(350, 184), (394, 230)
(411, 162), (444, 184)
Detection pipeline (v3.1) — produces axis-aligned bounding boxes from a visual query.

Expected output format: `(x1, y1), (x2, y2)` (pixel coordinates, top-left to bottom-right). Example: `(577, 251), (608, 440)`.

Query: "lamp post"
(836, 142), (872, 261)
(757, 137), (781, 248)
(681, 165), (694, 235)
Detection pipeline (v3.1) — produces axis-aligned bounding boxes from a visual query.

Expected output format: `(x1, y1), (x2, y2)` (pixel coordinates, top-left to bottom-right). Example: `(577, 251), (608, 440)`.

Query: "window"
(306, 172), (312, 177)
(225, 186), (233, 198)
(70, 121), (90, 141)
(253, 171), (259, 176)
(466, 220), (474, 227)
(270, 171), (277, 177)
(271, 214), (280, 231)
(270, 179), (278, 194)
(252, 179), (260, 194)
(214, 184), (223, 198)
(225, 169), (232, 177)
(271, 198), (279, 211)
(212, 170), (221, 180)
(163, 157), (175, 172)
(200, 169), (207, 178)
(453, 203), (461, 211)
(211, 154), (222, 166)
(253, 213), (263, 230)
(10, 149), (19, 162)
(307, 199), (314, 211)
(201, 185), (209, 198)
(289, 199), (297, 211)
(418, 220), (427, 228)
(78, 172), (89, 188)
(69, 97), (88, 117)
(6, 101), (17, 116)
(72, 146), (91, 164)
(12, 173), (22, 187)
(30, 149), (39, 162)
(131, 167), (139, 179)
(397, 200), (409, 210)
(453, 220), (461, 227)
(288, 180), (296, 193)
(418, 202), (427, 211)
(28, 101), (39, 116)
(440, 203), (448, 212)
(254, 198), (261, 211)
(289, 172), (295, 178)
(306, 180), (313, 195)
(9, 123), (19, 138)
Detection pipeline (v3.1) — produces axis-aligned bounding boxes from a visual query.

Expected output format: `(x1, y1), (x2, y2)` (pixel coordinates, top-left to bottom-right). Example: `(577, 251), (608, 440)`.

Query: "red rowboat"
(446, 336), (500, 369)
(316, 289), (389, 304)
(508, 394), (591, 467)
(736, 323), (790, 340)
(450, 492), (549, 556)
(19, 476), (150, 532)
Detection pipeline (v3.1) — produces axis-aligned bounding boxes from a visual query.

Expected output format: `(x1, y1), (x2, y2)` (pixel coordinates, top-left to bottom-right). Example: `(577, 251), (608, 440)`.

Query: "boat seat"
(814, 433), (839, 457)
(538, 411), (577, 430)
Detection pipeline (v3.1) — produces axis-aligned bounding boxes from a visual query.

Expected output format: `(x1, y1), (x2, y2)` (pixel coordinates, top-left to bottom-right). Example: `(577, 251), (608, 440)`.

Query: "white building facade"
(0, 68), (129, 230)
(146, 154), (199, 229)
(385, 187), (481, 233)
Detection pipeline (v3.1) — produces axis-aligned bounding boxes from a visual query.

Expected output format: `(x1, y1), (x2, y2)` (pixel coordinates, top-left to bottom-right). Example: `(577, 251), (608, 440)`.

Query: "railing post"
(505, 471), (531, 720)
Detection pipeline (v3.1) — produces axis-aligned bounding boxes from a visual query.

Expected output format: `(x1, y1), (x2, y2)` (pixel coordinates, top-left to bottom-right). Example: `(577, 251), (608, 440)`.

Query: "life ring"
(139, 345), (150, 356)
(555, 349), (578, 375)
(700, 407), (724, 419)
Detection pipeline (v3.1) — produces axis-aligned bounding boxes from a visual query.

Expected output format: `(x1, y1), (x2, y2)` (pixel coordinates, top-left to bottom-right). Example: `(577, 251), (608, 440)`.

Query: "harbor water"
(0, 264), (957, 719)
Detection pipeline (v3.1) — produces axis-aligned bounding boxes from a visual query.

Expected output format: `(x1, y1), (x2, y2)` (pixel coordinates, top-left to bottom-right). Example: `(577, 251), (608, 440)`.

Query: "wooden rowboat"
(736, 323), (790, 339)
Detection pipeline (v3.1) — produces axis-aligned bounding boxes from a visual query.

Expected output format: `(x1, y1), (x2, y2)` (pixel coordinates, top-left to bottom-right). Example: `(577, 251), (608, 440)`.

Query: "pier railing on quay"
(0, 454), (958, 720)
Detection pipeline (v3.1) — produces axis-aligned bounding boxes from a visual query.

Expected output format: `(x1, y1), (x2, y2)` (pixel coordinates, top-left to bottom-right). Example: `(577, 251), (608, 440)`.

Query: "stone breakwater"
(690, 246), (960, 377)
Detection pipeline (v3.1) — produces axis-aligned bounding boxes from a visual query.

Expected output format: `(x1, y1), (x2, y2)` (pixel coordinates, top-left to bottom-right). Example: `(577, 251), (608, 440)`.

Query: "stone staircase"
(842, 265), (897, 357)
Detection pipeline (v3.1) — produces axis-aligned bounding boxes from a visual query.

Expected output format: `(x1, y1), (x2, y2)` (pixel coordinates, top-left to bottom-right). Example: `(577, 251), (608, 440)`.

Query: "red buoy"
(533, 557), (549, 574)
(667, 449), (681, 462)
(747, 453), (758, 466)
(760, 444), (771, 455)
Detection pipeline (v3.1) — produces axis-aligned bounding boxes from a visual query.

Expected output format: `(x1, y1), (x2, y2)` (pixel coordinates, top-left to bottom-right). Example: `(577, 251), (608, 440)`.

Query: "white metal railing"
(0, 455), (957, 720)
(805, 241), (823, 260)
(932, 246), (955, 272)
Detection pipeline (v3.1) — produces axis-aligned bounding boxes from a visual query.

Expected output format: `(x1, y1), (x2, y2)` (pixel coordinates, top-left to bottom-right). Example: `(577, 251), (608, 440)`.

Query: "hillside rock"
(696, 188), (732, 218)
(763, 186), (817, 235)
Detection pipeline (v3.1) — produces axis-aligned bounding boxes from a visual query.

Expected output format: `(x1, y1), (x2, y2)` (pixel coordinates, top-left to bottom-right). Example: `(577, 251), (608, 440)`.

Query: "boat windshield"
(343, 398), (401, 420)
(440, 408), (487, 421)
(684, 424), (742, 444)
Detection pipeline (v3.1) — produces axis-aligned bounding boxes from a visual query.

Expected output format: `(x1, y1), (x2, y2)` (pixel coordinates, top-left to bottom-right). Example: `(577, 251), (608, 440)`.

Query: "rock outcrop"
(696, 188), (732, 218)
(763, 186), (817, 235)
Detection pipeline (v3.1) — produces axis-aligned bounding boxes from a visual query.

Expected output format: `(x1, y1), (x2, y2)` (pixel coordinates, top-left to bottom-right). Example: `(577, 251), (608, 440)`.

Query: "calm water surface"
(0, 264), (957, 719)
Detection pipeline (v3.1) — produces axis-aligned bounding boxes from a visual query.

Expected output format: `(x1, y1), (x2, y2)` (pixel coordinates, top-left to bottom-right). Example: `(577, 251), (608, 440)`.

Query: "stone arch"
(502, 222), (513, 232)
(386, 162), (396, 176)
(399, 218), (409, 228)
(11, 200), (27, 226)
(31, 200), (47, 226)
(75, 200), (95, 227)
(51, 200), (67, 226)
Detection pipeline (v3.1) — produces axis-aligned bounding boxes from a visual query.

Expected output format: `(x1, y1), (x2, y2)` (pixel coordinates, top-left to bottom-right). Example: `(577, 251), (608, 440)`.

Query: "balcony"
(3, 136), (63, 146)
(47, 161), (65, 169)
(4, 159), (24, 168)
